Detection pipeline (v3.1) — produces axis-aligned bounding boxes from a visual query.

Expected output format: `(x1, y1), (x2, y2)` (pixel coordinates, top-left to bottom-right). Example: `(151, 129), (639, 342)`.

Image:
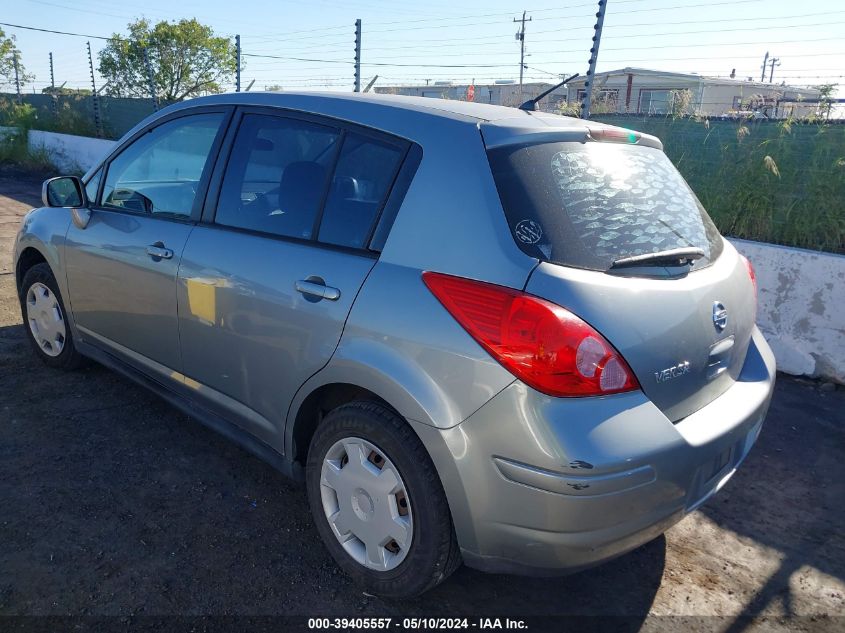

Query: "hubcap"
(320, 437), (413, 572)
(25, 282), (66, 357)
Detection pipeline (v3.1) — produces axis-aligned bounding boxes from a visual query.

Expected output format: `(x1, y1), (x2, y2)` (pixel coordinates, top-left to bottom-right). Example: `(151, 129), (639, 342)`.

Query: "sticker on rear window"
(515, 219), (543, 244)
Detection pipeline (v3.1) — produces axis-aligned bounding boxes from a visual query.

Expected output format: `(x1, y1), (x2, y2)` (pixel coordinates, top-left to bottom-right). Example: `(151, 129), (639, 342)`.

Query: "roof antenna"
(519, 73), (579, 112)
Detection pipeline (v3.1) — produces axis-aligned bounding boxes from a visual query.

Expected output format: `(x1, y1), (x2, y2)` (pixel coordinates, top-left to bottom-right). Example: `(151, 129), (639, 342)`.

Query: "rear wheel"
(19, 263), (84, 370)
(306, 401), (461, 597)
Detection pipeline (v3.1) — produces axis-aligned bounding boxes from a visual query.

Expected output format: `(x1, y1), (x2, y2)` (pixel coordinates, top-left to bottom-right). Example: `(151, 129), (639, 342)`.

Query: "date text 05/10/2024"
(307, 618), (528, 630)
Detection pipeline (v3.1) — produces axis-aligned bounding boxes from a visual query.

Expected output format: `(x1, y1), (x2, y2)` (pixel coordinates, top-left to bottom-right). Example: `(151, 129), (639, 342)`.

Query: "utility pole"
(760, 51), (769, 82)
(13, 52), (22, 104)
(581, 0), (608, 119)
(86, 41), (102, 138)
(142, 47), (158, 112)
(235, 34), (241, 92)
(513, 11), (532, 95)
(768, 56), (780, 83)
(354, 19), (362, 92)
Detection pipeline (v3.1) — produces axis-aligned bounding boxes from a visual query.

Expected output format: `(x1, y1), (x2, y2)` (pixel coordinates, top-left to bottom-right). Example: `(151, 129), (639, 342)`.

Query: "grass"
(595, 114), (845, 255)
(0, 102), (86, 176)
(0, 128), (58, 175)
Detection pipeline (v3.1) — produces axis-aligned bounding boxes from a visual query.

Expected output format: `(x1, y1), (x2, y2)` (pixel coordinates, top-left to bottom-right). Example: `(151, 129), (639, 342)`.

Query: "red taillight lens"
(422, 272), (639, 397)
(740, 254), (758, 321)
(740, 254), (757, 294)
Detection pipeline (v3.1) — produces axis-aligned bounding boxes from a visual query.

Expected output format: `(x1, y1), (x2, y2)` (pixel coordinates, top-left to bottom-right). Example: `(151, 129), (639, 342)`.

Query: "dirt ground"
(0, 172), (843, 631)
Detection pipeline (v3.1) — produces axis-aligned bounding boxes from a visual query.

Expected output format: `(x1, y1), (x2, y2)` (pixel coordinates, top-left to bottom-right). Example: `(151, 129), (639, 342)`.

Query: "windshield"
(487, 141), (723, 272)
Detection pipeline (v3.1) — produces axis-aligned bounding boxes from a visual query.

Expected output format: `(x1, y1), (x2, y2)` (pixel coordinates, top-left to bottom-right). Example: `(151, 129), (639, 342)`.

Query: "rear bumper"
(412, 326), (776, 575)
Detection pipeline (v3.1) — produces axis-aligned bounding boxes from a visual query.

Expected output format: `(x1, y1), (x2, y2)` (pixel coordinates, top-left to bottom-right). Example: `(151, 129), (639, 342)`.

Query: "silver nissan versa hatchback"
(14, 92), (775, 597)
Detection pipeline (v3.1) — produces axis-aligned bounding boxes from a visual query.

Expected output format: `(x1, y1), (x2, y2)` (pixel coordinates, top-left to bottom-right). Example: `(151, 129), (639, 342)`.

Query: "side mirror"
(42, 176), (87, 208)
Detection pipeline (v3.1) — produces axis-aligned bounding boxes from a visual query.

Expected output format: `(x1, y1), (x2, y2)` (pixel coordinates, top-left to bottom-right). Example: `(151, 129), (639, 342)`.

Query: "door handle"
(146, 243), (174, 260)
(295, 279), (341, 301)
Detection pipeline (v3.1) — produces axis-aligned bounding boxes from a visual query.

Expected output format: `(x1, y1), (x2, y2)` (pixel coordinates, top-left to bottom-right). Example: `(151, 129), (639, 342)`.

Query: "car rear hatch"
(482, 121), (756, 422)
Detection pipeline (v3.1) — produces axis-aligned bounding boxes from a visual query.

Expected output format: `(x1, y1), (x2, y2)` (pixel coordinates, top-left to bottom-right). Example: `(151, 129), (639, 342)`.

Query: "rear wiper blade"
(610, 247), (705, 269)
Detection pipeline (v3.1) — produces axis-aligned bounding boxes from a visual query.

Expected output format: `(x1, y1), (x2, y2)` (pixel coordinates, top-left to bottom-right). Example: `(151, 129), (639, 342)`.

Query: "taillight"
(740, 254), (758, 321)
(740, 254), (757, 294)
(422, 272), (639, 397)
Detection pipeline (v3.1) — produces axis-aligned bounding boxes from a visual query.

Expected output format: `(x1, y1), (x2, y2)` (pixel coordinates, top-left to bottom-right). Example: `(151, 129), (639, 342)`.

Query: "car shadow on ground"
(695, 377), (845, 628)
(0, 317), (663, 622)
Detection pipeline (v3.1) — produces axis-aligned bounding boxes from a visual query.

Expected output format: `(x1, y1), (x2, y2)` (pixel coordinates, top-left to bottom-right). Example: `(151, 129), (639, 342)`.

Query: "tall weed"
(594, 114), (845, 254)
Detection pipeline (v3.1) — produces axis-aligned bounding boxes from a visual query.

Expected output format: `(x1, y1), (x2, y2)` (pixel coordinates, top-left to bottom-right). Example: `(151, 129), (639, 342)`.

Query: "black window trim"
(83, 165), (104, 203)
(88, 105), (235, 224)
(368, 142), (422, 253)
(310, 128), (348, 241)
(201, 104), (413, 254)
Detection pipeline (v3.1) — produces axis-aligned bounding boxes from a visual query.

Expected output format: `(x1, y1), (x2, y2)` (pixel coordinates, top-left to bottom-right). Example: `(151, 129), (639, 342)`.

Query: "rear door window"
(317, 133), (405, 249)
(216, 114), (341, 240)
(487, 142), (723, 271)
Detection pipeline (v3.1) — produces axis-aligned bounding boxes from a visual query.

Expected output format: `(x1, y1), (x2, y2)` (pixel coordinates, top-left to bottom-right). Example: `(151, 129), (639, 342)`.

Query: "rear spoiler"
(480, 122), (663, 152)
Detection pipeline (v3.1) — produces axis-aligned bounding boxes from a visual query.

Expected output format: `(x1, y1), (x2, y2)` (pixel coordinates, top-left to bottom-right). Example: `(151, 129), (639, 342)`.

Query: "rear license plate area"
(704, 446), (733, 483)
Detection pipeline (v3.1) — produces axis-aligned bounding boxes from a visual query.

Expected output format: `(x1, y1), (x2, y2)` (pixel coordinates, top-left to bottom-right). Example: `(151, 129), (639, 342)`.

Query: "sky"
(2, 0), (843, 97)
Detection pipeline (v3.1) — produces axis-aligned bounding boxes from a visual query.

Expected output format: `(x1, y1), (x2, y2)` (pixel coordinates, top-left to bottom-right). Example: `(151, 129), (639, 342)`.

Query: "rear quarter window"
(317, 132), (404, 249)
(487, 141), (723, 272)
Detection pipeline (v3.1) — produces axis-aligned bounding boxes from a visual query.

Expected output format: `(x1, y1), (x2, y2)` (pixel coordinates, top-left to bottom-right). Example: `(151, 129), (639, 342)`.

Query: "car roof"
(168, 90), (590, 127)
(150, 91), (661, 152)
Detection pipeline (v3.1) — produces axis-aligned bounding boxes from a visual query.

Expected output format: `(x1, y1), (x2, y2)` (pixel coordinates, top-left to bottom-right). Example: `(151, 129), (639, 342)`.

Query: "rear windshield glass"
(487, 142), (723, 271)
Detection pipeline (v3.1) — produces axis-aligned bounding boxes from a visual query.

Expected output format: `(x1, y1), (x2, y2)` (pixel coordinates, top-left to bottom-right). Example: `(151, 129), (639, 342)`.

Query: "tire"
(18, 262), (85, 370)
(306, 401), (461, 598)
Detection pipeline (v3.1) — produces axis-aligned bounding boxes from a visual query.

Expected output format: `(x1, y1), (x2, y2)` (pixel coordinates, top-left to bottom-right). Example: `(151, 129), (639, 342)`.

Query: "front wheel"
(306, 401), (461, 598)
(19, 262), (84, 370)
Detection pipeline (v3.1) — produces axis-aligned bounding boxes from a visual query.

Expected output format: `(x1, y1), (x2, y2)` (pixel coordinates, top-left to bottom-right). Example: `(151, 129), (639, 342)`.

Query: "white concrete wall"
(28, 130), (116, 174)
(731, 239), (845, 384)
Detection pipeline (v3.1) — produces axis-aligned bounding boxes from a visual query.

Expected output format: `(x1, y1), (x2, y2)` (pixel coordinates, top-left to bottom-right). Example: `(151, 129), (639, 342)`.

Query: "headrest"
(280, 162), (326, 191)
(334, 176), (360, 199)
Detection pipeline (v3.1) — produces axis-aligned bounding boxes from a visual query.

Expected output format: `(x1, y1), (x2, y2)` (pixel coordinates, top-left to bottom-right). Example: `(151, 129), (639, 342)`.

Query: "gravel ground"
(0, 173), (843, 631)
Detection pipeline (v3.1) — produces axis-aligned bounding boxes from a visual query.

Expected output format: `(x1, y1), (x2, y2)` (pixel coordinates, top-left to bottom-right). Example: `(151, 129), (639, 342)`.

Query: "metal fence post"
(235, 34), (241, 92)
(354, 20), (362, 92)
(13, 52), (22, 104)
(87, 41), (103, 138)
(581, 0), (608, 119)
(142, 47), (159, 112)
(49, 52), (59, 119)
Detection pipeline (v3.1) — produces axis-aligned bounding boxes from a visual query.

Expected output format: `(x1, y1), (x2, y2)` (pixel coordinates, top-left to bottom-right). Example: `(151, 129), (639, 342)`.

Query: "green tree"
(814, 83), (837, 120)
(98, 18), (237, 101)
(0, 28), (33, 89)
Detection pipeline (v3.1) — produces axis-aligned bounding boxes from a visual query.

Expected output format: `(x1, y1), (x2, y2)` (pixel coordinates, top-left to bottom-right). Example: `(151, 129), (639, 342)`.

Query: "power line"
(244, 0), (653, 35)
(365, 0), (769, 35)
(609, 0), (765, 15)
(354, 18), (845, 52)
(0, 21), (112, 40)
(242, 53), (354, 65)
(526, 10), (845, 38)
(352, 37), (845, 60)
(243, 52), (520, 68)
(356, 9), (845, 46)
